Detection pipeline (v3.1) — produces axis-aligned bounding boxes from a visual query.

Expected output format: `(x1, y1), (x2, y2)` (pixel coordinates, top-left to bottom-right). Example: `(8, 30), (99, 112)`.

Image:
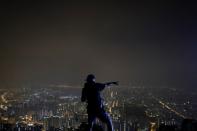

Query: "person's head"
(86, 74), (95, 82)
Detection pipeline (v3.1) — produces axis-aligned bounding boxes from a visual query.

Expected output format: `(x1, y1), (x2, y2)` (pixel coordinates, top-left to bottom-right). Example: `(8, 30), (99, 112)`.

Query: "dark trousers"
(87, 108), (114, 131)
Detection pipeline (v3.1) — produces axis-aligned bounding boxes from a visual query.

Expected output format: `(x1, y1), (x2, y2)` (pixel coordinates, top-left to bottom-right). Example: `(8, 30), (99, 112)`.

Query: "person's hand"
(112, 81), (119, 85)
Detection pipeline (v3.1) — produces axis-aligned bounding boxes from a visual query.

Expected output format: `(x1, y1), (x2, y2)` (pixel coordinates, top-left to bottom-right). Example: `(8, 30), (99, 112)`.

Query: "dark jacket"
(81, 81), (106, 112)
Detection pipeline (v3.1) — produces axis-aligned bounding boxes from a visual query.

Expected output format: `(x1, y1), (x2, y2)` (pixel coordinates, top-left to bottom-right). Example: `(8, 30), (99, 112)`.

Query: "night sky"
(0, 1), (197, 88)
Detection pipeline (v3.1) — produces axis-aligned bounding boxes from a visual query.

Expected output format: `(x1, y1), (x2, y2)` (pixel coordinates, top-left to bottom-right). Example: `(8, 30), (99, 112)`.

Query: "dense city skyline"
(0, 1), (197, 88)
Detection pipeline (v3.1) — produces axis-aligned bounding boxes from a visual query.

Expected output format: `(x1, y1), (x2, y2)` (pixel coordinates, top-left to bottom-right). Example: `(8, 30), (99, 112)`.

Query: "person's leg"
(98, 110), (114, 131)
(88, 113), (96, 131)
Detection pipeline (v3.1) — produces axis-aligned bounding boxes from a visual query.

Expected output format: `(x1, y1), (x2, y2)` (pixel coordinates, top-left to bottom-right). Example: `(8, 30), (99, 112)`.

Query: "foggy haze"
(0, 1), (196, 88)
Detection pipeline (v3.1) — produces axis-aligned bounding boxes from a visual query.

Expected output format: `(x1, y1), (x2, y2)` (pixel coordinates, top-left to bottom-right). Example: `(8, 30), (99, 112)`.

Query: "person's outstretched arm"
(105, 81), (119, 86)
(96, 81), (119, 91)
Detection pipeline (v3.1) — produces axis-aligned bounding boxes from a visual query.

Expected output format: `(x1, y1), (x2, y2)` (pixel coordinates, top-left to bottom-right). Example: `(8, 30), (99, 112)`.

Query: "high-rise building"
(43, 116), (63, 131)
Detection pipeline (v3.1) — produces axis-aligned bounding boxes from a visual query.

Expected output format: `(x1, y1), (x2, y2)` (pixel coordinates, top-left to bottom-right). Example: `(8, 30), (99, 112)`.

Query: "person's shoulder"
(84, 82), (89, 88)
(84, 82), (95, 87)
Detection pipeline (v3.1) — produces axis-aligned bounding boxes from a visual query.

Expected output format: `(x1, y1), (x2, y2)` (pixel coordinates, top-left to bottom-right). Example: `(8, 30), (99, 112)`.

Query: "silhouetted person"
(81, 74), (118, 131)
